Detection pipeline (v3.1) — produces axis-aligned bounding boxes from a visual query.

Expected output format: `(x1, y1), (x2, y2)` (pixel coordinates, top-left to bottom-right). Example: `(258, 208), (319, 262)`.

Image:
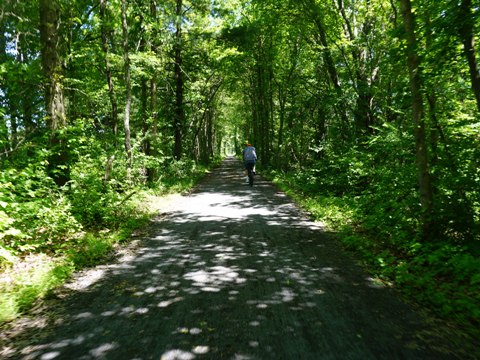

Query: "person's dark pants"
(244, 160), (255, 171)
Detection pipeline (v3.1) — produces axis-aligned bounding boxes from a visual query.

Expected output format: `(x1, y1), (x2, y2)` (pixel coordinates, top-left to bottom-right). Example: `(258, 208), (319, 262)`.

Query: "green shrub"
(266, 123), (479, 330)
(0, 163), (82, 254)
(67, 233), (114, 268)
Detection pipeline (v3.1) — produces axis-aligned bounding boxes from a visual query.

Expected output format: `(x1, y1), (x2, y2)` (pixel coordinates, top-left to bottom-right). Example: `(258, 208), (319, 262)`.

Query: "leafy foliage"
(0, 162), (82, 254)
(269, 120), (480, 328)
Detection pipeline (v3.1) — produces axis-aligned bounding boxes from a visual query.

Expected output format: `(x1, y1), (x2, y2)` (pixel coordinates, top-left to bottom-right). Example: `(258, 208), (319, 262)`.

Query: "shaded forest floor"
(1, 158), (478, 359)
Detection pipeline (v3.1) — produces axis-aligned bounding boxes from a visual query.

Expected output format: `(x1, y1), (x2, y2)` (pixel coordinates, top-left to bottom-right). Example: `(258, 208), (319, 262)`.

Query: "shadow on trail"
(2, 158), (464, 359)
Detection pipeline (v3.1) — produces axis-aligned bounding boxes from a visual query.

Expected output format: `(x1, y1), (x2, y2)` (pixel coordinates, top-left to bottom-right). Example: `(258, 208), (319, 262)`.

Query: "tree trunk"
(337, 0), (374, 135)
(39, 0), (69, 186)
(302, 0), (350, 140)
(277, 87), (286, 168)
(99, 0), (119, 141)
(141, 76), (149, 154)
(40, 0), (66, 131)
(147, 75), (158, 181)
(121, 0), (132, 170)
(206, 110), (213, 162)
(146, 0), (160, 182)
(174, 0), (184, 160)
(424, 14), (438, 167)
(140, 28), (149, 159)
(400, 0), (434, 239)
(267, 50), (274, 165)
(458, 0), (480, 112)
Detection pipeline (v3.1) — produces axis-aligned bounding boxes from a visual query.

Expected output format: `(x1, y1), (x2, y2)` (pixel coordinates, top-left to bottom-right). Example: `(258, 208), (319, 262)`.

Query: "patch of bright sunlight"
(64, 269), (106, 291)
(89, 342), (119, 357)
(41, 351), (61, 360)
(162, 346), (238, 359)
(161, 349), (195, 360)
(184, 265), (247, 292)
(172, 193), (276, 221)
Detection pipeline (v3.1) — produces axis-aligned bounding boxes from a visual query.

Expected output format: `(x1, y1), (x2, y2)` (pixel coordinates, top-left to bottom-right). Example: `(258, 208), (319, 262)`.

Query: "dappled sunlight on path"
(1, 158), (461, 359)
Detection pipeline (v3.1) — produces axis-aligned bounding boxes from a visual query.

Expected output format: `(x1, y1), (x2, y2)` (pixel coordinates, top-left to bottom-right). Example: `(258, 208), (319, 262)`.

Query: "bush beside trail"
(0, 152), (218, 323)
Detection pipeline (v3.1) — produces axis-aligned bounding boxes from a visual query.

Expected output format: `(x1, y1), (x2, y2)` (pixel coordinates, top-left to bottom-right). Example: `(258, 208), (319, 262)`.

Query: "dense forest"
(1, 0), (479, 334)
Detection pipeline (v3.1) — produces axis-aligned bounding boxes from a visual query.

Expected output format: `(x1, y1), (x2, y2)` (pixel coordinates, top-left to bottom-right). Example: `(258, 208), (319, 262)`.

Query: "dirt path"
(0, 158), (468, 359)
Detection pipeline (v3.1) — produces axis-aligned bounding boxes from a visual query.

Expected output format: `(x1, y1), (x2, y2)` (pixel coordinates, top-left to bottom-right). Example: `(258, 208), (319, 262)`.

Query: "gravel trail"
(1, 157), (467, 359)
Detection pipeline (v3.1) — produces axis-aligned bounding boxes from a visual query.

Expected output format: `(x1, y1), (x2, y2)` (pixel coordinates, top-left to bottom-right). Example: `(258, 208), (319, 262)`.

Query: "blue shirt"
(243, 146), (257, 161)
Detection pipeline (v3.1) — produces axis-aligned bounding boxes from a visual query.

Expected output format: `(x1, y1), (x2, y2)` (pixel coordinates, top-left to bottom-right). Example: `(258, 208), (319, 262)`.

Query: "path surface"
(1, 158), (465, 359)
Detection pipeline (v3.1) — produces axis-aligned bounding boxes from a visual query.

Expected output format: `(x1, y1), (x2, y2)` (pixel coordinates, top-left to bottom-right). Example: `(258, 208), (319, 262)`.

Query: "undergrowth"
(0, 156), (216, 324)
(0, 195), (151, 323)
(269, 169), (480, 337)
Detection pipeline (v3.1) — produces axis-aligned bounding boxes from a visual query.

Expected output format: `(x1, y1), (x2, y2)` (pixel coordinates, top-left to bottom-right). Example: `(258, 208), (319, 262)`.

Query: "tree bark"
(337, 0), (375, 135)
(458, 0), (480, 112)
(139, 26), (149, 158)
(145, 0), (160, 182)
(99, 0), (119, 140)
(302, 0), (350, 140)
(39, 0), (66, 131)
(400, 0), (434, 239)
(121, 0), (132, 170)
(39, 0), (69, 186)
(173, 0), (184, 160)
(277, 87), (286, 167)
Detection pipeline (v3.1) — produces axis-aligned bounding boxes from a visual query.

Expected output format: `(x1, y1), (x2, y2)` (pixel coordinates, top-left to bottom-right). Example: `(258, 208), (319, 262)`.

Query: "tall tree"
(336, 0), (376, 135)
(173, 0), (184, 160)
(300, 0), (350, 141)
(39, 0), (69, 186)
(400, 0), (434, 239)
(39, 0), (65, 131)
(99, 0), (119, 140)
(146, 0), (160, 181)
(121, 0), (132, 169)
(458, 0), (480, 112)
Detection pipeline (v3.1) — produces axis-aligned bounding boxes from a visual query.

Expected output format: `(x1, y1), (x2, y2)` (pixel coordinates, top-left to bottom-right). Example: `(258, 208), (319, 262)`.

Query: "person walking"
(242, 143), (257, 185)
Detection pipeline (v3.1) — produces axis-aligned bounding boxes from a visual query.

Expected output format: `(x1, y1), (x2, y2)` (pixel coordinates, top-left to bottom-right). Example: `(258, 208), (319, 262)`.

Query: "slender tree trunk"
(206, 110), (213, 162)
(150, 78), (158, 138)
(267, 49), (274, 165)
(39, 0), (69, 186)
(249, 76), (260, 148)
(427, 93), (439, 166)
(121, 0), (132, 170)
(191, 82), (221, 160)
(21, 47), (34, 136)
(424, 15), (438, 167)
(257, 58), (266, 162)
(8, 101), (18, 148)
(337, 0), (374, 135)
(140, 30), (149, 158)
(458, 0), (480, 112)
(277, 87), (286, 168)
(147, 76), (158, 181)
(252, 36), (273, 165)
(141, 77), (149, 153)
(0, 18), (8, 155)
(303, 0), (350, 140)
(257, 59), (267, 162)
(100, 0), (119, 141)
(173, 0), (184, 160)
(400, 0), (434, 239)
(145, 0), (160, 181)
